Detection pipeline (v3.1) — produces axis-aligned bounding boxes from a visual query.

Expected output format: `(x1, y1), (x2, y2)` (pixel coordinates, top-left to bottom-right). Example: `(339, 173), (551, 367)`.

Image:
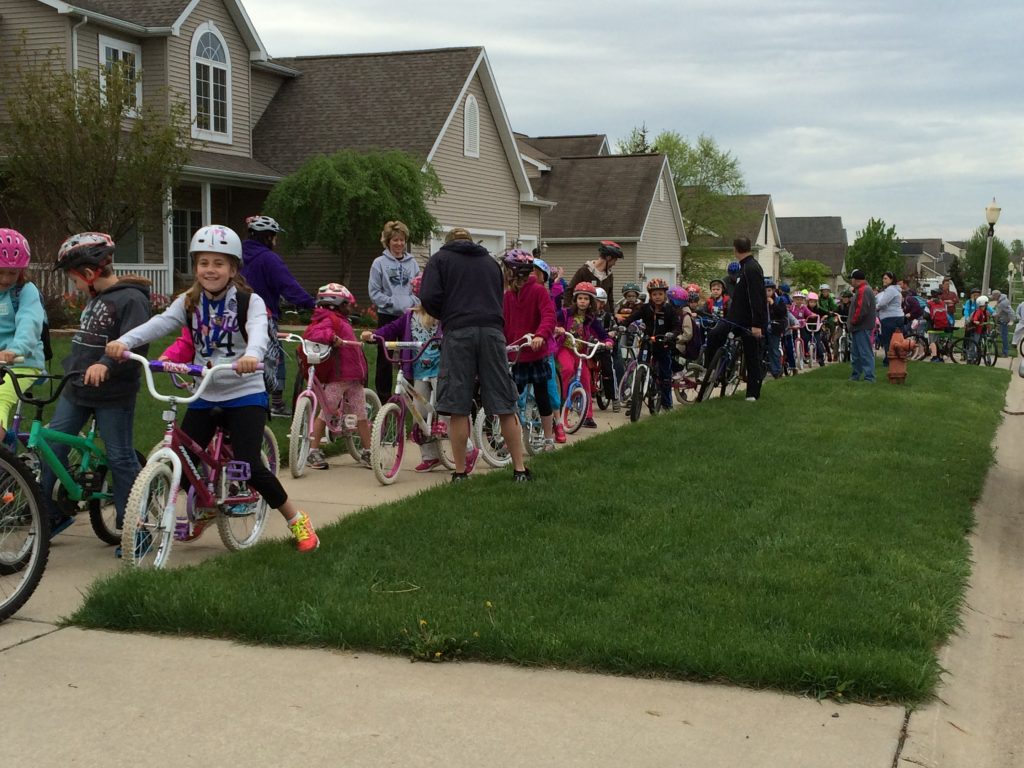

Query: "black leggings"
(518, 380), (553, 417)
(180, 405), (287, 509)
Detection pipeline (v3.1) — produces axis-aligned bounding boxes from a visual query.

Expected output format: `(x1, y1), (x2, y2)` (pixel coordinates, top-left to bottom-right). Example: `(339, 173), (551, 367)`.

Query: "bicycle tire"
(346, 389), (381, 462)
(562, 385), (588, 434)
(437, 421), (457, 471)
(698, 348), (726, 402)
(618, 363), (636, 402)
(217, 427), (276, 552)
(87, 449), (147, 545)
(908, 335), (930, 361)
(723, 353), (742, 398)
(370, 402), (404, 485)
(949, 338), (966, 364)
(474, 411), (510, 468)
(120, 460), (175, 569)
(0, 447), (49, 623)
(522, 398), (545, 455)
(288, 394), (314, 478)
(674, 364), (702, 405)
(838, 335), (851, 363)
(628, 366), (646, 422)
(983, 337), (998, 367)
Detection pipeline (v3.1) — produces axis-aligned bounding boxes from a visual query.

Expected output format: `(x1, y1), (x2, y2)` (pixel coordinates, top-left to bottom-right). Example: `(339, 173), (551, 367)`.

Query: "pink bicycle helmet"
(501, 249), (535, 277)
(0, 228), (31, 269)
(573, 281), (598, 298)
(317, 282), (354, 308)
(806, 292), (819, 301)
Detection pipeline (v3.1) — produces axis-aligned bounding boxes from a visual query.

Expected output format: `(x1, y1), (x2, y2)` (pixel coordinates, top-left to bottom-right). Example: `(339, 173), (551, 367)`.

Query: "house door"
(172, 209), (202, 275)
(641, 263), (677, 288)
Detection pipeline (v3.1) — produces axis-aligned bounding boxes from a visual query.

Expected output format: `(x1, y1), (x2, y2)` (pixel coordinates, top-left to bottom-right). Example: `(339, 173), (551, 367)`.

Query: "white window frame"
(463, 94), (480, 158)
(658, 177), (666, 202)
(98, 34), (142, 115)
(190, 21), (232, 145)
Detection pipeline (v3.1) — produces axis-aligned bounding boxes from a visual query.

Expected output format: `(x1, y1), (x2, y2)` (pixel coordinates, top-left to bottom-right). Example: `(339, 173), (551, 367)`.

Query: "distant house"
(776, 216), (849, 289)
(516, 134), (687, 289)
(678, 190), (783, 280)
(255, 47), (548, 292)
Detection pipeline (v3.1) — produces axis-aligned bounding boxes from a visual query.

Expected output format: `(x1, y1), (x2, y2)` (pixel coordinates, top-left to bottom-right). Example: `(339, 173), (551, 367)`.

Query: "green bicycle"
(1, 366), (145, 545)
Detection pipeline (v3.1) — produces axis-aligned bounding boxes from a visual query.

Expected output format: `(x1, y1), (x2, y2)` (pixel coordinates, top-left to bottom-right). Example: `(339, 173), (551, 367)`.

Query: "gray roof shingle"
(776, 216), (848, 275)
(185, 149), (282, 180)
(524, 134), (609, 159)
(253, 48), (482, 175)
(535, 154), (666, 239)
(65, 0), (192, 27)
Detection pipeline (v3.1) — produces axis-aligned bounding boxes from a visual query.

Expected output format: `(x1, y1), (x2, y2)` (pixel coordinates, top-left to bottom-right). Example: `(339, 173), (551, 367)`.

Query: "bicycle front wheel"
(370, 402), (404, 485)
(628, 366), (646, 422)
(522, 398), (545, 455)
(675, 364), (702, 405)
(346, 389), (381, 462)
(562, 385), (588, 434)
(217, 427), (276, 552)
(698, 349), (726, 402)
(983, 337), (998, 367)
(723, 354), (742, 398)
(120, 460), (176, 569)
(0, 447), (49, 623)
(288, 394), (315, 478)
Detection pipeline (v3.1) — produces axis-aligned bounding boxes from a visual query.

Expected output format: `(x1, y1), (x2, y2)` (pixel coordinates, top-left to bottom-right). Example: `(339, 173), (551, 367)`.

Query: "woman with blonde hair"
(368, 220), (419, 400)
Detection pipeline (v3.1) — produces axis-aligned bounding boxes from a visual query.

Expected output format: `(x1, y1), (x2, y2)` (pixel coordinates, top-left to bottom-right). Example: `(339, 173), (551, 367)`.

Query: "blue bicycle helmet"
(532, 257), (551, 279)
(727, 261), (741, 275)
(779, 282), (791, 294)
(764, 278), (777, 288)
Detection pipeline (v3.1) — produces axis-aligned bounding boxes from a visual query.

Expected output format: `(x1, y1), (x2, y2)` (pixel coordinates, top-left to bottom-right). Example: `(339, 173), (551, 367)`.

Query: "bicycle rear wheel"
(370, 402), (404, 485)
(562, 385), (587, 434)
(674, 364), (702, 405)
(723, 353), (742, 398)
(474, 411), (511, 468)
(698, 349), (726, 402)
(120, 460), (175, 569)
(522, 398), (545, 455)
(288, 394), (314, 478)
(217, 427), (276, 552)
(949, 338), (966, 364)
(346, 389), (381, 462)
(628, 367), (646, 421)
(0, 447), (48, 623)
(983, 337), (998, 367)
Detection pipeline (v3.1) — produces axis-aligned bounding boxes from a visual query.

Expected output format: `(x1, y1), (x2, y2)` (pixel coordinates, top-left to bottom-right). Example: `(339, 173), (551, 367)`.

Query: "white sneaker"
(745, 397), (757, 402)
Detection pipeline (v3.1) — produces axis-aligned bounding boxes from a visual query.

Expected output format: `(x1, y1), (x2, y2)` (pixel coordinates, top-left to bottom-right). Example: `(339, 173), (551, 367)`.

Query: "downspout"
(71, 13), (88, 71)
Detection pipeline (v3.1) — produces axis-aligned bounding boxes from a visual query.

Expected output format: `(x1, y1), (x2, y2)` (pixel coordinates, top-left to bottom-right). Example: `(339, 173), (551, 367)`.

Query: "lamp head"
(985, 197), (1001, 226)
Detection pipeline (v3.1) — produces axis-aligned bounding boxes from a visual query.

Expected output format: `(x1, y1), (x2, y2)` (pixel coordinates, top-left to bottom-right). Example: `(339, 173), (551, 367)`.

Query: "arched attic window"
(463, 94), (480, 158)
(191, 22), (232, 143)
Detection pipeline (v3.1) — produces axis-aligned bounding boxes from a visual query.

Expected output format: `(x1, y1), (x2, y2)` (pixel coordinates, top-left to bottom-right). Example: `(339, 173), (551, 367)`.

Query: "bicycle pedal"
(224, 460), (251, 483)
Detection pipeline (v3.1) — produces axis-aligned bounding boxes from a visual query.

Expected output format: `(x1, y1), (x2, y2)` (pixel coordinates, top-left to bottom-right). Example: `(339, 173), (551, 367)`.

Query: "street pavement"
(2, 369), (1021, 767)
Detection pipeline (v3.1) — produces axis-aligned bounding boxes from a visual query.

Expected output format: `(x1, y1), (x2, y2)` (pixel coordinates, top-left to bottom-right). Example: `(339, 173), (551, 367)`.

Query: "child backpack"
(10, 282), (53, 362)
(682, 310), (703, 360)
(930, 303), (950, 330)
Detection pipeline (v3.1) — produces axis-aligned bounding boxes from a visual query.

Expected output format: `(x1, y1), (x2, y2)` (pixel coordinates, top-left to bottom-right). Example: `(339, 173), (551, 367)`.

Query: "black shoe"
(451, 472), (469, 484)
(513, 468), (533, 483)
(581, 418), (598, 428)
(270, 404), (292, 418)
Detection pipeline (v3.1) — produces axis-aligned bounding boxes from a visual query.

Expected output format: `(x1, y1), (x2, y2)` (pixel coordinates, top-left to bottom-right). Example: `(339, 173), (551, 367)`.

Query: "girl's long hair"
(183, 270), (252, 315)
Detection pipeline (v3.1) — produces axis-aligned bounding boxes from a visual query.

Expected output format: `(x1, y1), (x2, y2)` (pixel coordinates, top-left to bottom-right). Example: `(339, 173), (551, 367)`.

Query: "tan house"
(516, 134), (688, 290)
(1, 1), (546, 296)
(678, 191), (783, 280)
(254, 47), (548, 292)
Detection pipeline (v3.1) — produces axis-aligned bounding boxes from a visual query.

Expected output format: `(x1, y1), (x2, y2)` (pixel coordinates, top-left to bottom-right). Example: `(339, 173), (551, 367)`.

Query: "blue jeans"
(999, 322), (1010, 356)
(766, 333), (782, 376)
(851, 329), (876, 382)
(41, 395), (141, 527)
(782, 334), (796, 370)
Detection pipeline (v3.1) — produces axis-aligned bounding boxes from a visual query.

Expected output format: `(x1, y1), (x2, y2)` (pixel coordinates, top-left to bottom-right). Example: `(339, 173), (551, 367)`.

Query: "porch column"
(162, 187), (174, 296)
(201, 182), (212, 226)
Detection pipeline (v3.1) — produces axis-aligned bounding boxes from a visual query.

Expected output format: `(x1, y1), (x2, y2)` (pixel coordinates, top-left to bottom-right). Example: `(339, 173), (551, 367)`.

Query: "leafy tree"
(962, 226), (1010, 292)
(946, 255), (966, 295)
(844, 218), (902, 285)
(264, 150), (443, 280)
(1010, 238), (1023, 260)
(783, 259), (830, 291)
(616, 123), (651, 154)
(0, 50), (191, 245)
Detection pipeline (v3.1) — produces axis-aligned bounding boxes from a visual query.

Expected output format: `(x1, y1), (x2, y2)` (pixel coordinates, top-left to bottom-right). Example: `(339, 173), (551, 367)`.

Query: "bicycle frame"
(377, 339), (444, 436)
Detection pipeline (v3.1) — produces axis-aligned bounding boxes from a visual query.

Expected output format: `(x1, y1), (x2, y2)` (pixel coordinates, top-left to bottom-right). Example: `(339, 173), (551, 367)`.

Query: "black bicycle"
(698, 320), (752, 402)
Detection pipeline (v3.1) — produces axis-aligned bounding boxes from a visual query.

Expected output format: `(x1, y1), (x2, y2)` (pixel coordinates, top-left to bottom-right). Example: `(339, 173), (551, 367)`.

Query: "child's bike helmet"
(245, 215), (284, 234)
(598, 240), (623, 260)
(621, 282), (641, 296)
(54, 232), (115, 272)
(532, 258), (551, 280)
(595, 287), (608, 302)
(317, 282), (354, 308)
(667, 285), (688, 307)
(573, 281), (597, 298)
(0, 228), (31, 269)
(501, 249), (534, 277)
(190, 225), (242, 264)
(807, 292), (819, 301)
(410, 273), (422, 297)
(727, 261), (741, 275)
(646, 277), (669, 292)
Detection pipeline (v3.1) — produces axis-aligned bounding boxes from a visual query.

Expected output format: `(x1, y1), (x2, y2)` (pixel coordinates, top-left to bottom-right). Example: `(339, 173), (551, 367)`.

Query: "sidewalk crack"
(891, 707), (912, 768)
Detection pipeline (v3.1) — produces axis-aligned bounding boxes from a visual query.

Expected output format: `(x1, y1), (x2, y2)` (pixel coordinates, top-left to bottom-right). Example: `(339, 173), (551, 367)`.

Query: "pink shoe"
(415, 458), (441, 473)
(553, 423), (567, 444)
(464, 446), (480, 475)
(431, 421), (448, 438)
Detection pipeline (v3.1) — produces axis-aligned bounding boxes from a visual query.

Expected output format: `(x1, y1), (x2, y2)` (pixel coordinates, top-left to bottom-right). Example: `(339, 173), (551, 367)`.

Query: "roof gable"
(524, 134), (610, 158)
(776, 216), (849, 274)
(537, 154), (669, 239)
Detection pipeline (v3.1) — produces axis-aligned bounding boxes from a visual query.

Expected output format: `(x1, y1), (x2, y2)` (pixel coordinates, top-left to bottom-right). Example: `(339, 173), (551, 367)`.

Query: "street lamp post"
(981, 197), (1001, 295)
(1009, 261), (1016, 305)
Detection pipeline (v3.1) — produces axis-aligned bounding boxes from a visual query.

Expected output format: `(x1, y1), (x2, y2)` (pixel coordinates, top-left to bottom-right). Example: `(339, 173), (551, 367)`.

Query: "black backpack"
(10, 282), (53, 362)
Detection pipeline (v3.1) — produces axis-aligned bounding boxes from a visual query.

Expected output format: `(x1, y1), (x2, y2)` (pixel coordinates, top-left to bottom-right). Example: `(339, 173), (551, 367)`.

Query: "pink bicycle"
(278, 332), (380, 477)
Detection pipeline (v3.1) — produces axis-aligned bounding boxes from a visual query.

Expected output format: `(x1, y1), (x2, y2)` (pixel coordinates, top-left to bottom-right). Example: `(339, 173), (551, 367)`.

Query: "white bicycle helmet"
(819, 283), (831, 291)
(595, 287), (608, 302)
(245, 215), (285, 234)
(190, 225), (243, 262)
(317, 282), (355, 307)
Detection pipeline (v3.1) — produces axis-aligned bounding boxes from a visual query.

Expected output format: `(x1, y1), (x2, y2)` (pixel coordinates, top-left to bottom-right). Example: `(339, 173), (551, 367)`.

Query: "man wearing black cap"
(847, 268), (877, 382)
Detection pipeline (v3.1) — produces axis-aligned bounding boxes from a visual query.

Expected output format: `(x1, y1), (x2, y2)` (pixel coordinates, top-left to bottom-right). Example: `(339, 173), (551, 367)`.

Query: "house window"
(463, 94), (480, 158)
(191, 22), (231, 143)
(658, 177), (665, 202)
(98, 35), (142, 112)
(172, 209), (203, 275)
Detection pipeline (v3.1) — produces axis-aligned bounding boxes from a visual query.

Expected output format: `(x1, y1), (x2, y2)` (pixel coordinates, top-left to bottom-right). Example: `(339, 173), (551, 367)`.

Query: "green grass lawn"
(47, 331), (378, 463)
(70, 362), (1009, 703)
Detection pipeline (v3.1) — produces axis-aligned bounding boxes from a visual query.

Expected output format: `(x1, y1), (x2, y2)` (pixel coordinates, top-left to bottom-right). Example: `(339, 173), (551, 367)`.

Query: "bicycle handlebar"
(365, 335), (441, 364)
(0, 362), (86, 406)
(123, 352), (263, 404)
(560, 332), (608, 359)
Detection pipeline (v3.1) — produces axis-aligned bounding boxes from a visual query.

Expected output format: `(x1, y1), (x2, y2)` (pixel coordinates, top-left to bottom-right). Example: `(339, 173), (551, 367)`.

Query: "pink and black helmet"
(0, 228), (31, 269)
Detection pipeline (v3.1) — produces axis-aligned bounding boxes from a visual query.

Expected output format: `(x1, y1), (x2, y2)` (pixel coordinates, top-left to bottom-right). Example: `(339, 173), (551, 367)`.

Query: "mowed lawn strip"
(71, 362), (1008, 703)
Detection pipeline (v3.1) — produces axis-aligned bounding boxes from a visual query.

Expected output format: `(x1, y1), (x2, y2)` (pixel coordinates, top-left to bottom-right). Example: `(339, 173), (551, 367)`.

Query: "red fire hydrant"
(887, 328), (915, 384)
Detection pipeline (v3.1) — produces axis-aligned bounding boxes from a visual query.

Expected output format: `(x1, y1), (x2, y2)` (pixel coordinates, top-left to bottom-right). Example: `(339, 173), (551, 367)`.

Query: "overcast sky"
(244, 0), (1024, 246)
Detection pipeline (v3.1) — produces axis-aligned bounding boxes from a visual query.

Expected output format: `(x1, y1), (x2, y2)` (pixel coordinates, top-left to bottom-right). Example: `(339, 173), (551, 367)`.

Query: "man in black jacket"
(419, 228), (532, 482)
(702, 237), (769, 400)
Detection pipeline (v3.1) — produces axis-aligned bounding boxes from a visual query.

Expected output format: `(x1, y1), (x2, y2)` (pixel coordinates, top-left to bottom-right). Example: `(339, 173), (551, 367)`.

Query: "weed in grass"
(399, 618), (477, 662)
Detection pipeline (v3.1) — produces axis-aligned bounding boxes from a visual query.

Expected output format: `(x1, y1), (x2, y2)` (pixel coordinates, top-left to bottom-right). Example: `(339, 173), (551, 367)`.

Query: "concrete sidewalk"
(2, 373), (1019, 767)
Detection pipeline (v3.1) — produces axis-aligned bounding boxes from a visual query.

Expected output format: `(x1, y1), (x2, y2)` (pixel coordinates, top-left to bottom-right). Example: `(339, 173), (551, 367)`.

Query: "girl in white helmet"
(107, 225), (320, 553)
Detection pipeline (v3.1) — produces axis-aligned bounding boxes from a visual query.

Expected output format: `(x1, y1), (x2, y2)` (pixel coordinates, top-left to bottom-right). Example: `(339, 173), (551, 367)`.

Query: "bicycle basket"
(300, 339), (333, 365)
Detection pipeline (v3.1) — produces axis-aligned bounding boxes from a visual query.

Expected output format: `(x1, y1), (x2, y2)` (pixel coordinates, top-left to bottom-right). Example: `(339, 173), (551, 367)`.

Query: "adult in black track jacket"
(702, 237), (768, 400)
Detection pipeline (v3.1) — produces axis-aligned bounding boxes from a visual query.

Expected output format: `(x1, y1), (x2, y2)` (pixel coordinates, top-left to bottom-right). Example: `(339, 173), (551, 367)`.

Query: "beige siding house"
(517, 135), (687, 293)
